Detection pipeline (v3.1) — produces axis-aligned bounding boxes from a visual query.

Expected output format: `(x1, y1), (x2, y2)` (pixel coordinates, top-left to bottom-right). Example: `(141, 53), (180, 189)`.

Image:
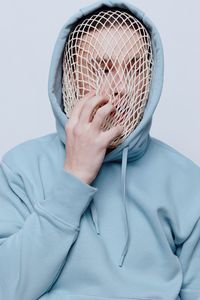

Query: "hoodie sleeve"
(0, 157), (98, 300)
(177, 217), (200, 300)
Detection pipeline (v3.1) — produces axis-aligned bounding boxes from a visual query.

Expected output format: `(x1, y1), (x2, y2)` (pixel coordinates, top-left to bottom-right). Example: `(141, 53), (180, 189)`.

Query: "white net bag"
(62, 8), (154, 149)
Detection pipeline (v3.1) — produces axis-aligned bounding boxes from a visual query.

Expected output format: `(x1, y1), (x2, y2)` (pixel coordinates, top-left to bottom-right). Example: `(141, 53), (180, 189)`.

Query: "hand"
(64, 90), (124, 185)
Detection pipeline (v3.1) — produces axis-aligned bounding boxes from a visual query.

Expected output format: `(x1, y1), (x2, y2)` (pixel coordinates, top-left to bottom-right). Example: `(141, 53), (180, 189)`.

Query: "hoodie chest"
(51, 163), (178, 296)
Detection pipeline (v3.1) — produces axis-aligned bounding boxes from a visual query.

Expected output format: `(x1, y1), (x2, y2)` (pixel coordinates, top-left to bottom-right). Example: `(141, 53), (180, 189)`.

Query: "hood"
(48, 0), (164, 267)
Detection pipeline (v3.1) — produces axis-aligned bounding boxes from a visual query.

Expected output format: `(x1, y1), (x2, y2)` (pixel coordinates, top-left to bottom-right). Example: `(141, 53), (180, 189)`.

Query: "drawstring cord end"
(118, 244), (128, 267)
(90, 200), (100, 235)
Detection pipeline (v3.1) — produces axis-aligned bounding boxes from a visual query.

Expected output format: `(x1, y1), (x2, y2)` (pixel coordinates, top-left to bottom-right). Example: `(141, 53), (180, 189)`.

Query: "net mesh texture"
(62, 9), (154, 149)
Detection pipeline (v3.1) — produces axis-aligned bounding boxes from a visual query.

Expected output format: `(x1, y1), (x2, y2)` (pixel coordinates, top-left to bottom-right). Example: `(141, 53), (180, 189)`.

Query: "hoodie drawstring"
(90, 199), (100, 235)
(118, 146), (129, 267)
(90, 146), (129, 268)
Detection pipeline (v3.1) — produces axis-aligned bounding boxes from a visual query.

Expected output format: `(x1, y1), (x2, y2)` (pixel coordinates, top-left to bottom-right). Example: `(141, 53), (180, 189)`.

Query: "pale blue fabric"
(0, 1), (200, 300)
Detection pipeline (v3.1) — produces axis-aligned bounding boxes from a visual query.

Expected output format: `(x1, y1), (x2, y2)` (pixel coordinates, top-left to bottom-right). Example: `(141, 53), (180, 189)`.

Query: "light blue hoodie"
(0, 1), (200, 300)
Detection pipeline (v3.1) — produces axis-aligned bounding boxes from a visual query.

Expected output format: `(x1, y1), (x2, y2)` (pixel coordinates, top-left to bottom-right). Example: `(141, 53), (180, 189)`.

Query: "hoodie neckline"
(48, 0), (164, 267)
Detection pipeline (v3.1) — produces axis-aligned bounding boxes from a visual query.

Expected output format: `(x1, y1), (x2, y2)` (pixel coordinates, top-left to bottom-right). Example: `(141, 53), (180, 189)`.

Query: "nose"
(113, 83), (126, 98)
(112, 70), (126, 98)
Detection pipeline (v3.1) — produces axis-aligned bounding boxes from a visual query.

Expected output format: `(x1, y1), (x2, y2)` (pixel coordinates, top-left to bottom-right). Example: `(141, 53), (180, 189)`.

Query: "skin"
(64, 26), (148, 185)
(64, 90), (124, 184)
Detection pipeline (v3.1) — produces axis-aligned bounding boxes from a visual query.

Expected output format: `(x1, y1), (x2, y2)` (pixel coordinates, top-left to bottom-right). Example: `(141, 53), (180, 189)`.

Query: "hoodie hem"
(39, 294), (160, 300)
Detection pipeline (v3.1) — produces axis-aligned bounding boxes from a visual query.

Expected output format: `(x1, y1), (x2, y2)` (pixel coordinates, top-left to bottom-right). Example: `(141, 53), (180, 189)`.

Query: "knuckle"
(97, 104), (114, 117)
(97, 94), (108, 101)
(92, 95), (108, 106)
(83, 95), (109, 112)
(96, 108), (106, 118)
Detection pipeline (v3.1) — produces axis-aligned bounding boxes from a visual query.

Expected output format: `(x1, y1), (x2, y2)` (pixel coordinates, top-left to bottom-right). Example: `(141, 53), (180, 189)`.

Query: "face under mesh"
(62, 9), (154, 149)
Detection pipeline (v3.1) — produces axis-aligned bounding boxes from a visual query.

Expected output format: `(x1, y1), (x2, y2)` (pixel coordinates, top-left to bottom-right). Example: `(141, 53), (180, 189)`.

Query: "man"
(0, 1), (200, 300)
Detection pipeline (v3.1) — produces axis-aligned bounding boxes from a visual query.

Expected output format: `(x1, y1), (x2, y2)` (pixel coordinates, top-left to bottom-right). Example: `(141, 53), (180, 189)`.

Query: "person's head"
(62, 8), (154, 149)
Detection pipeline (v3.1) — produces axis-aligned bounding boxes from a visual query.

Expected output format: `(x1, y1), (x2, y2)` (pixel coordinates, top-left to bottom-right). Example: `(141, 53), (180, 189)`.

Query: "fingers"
(79, 94), (110, 124)
(92, 102), (116, 130)
(65, 88), (123, 149)
(68, 90), (96, 126)
(100, 124), (124, 147)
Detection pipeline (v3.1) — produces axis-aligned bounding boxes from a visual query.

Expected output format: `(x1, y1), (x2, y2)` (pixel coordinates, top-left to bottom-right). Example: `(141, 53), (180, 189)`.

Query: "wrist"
(64, 164), (91, 185)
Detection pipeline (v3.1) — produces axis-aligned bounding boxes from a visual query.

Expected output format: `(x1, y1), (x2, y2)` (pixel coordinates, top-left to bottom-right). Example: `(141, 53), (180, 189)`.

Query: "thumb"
(102, 124), (124, 145)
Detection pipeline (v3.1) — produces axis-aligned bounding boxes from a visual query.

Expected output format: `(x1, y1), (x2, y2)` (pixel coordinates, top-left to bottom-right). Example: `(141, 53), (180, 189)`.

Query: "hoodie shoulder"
(149, 136), (200, 219)
(1, 133), (58, 172)
(150, 136), (200, 174)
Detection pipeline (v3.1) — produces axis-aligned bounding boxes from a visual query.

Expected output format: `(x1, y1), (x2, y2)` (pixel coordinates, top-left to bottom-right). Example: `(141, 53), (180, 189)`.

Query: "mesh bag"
(62, 8), (154, 149)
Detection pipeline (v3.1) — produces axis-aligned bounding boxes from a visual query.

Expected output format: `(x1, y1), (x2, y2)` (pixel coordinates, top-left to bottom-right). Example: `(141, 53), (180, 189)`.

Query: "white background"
(0, 0), (200, 165)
